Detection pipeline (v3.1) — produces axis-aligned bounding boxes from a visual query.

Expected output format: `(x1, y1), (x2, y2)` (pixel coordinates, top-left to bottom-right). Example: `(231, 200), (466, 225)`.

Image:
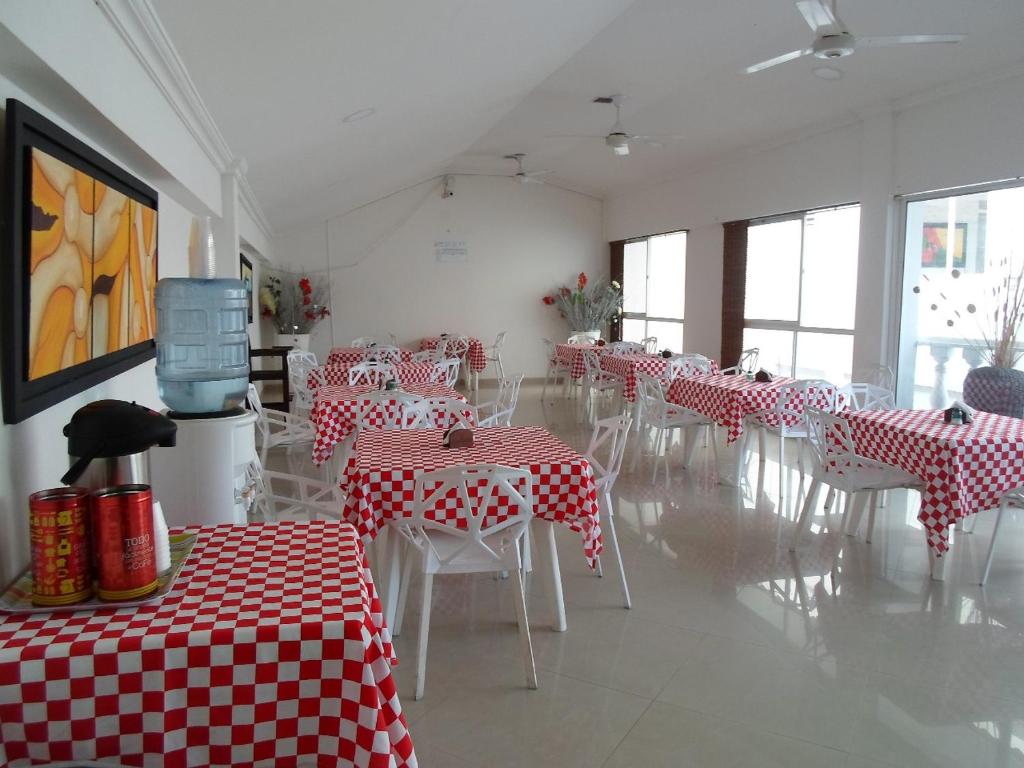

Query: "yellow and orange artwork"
(28, 148), (158, 381)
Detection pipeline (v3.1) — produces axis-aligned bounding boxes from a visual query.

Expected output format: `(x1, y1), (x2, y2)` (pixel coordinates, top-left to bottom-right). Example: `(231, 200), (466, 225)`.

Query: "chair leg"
(414, 573), (433, 700)
(981, 502), (1008, 586)
(685, 425), (699, 467)
(790, 477), (822, 551)
(778, 432), (785, 499)
(495, 353), (504, 381)
(710, 424), (720, 473)
(651, 429), (663, 484)
(512, 563), (538, 690)
(866, 491), (879, 543)
(823, 487), (836, 512)
(604, 496), (631, 608)
(847, 493), (867, 537)
(757, 426), (766, 464)
(542, 369), (550, 400)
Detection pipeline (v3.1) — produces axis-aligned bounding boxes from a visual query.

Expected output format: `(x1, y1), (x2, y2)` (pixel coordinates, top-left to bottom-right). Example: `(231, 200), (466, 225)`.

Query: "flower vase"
(276, 333), (311, 352)
(576, 330), (601, 343)
(963, 366), (1024, 417)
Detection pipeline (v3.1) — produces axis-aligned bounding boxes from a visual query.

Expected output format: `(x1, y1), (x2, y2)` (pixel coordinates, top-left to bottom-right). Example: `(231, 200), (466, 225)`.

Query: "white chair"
(475, 374), (524, 427)
(245, 454), (344, 523)
(585, 414), (633, 608)
(582, 349), (622, 406)
(568, 332), (596, 344)
(641, 336), (658, 354)
(608, 341), (644, 354)
(666, 353), (714, 381)
(348, 361), (397, 386)
(287, 351), (324, 420)
(721, 347), (760, 376)
(421, 396), (476, 430)
(632, 371), (716, 484)
(980, 488), (1024, 585)
(430, 357), (461, 388)
(745, 379), (837, 498)
(354, 391), (429, 432)
(541, 338), (571, 401)
(363, 344), (402, 364)
(246, 383), (316, 466)
(388, 332), (400, 347)
(351, 337), (376, 347)
(412, 343), (447, 363)
(840, 382), (895, 411)
(852, 364), (896, 393)
(483, 331), (507, 380)
(791, 408), (921, 550)
(392, 465), (538, 699)
(444, 335), (473, 389)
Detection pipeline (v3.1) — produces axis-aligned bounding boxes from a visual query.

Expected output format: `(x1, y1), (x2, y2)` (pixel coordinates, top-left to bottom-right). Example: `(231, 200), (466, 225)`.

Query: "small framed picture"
(239, 253), (254, 324)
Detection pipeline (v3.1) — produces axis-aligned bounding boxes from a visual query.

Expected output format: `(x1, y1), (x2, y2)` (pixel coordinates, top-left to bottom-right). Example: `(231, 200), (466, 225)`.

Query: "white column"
(214, 158), (246, 278)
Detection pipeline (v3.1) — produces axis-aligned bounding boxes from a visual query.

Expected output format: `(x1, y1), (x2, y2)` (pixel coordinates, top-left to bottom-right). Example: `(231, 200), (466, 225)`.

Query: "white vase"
(575, 329), (601, 343)
(276, 333), (311, 351)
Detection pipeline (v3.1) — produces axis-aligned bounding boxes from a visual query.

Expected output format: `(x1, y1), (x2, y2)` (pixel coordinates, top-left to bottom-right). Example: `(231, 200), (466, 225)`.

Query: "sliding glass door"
(621, 231), (686, 351)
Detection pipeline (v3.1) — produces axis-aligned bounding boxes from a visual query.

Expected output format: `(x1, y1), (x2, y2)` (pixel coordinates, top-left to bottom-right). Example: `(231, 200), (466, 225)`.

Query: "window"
(896, 182), (1024, 408)
(741, 204), (860, 383)
(620, 231), (686, 351)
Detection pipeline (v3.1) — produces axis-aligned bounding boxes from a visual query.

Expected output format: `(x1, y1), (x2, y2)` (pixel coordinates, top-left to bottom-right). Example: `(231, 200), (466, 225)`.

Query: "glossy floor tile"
(269, 382), (1024, 766)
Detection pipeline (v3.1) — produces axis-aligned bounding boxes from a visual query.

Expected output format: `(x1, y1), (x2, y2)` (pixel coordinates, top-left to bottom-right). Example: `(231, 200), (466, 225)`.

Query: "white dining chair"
(475, 374), (524, 427)
(354, 391), (429, 432)
(632, 371), (716, 484)
(585, 414), (633, 608)
(608, 341), (644, 354)
(246, 383), (316, 466)
(720, 347), (760, 376)
(979, 487), (1024, 585)
(541, 338), (572, 401)
(286, 352), (324, 420)
(348, 361), (397, 386)
(351, 337), (376, 348)
(641, 336), (658, 354)
(420, 397), (476, 430)
(363, 344), (402, 364)
(665, 353), (714, 381)
(429, 357), (461, 388)
(582, 349), (622, 408)
(391, 465), (538, 700)
(483, 331), (507, 380)
(852, 364), (896, 393)
(444, 335), (473, 389)
(245, 454), (344, 523)
(791, 408), (922, 550)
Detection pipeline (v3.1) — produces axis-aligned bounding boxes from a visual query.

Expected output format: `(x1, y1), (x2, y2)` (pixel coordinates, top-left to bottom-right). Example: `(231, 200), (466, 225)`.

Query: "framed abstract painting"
(240, 253), (254, 324)
(2, 99), (159, 423)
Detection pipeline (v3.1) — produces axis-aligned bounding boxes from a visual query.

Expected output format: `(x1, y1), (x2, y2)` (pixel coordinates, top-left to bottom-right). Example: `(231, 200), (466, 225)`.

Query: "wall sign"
(434, 240), (468, 262)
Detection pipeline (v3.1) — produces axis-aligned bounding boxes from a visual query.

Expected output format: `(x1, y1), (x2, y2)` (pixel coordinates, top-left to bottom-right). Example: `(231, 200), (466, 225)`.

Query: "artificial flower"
(299, 277), (312, 294)
(577, 272), (588, 291)
(542, 295), (555, 305)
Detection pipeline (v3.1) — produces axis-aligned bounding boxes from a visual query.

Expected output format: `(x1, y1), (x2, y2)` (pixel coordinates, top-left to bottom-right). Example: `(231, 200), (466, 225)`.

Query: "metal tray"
(0, 532), (197, 615)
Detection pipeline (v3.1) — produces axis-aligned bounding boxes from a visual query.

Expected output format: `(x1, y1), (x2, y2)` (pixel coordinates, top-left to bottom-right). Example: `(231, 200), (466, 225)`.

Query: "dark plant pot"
(963, 366), (1024, 418)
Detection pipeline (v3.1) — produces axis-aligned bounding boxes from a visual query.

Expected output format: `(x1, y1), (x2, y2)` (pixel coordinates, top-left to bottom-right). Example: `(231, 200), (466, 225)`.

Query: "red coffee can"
(92, 484), (158, 601)
(29, 487), (93, 606)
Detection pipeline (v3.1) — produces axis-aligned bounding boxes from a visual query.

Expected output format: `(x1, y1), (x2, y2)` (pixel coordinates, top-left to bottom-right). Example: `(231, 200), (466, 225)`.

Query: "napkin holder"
(596, 339), (606, 347)
(661, 349), (673, 358)
(443, 427), (474, 448)
(944, 400), (975, 425)
(754, 369), (773, 383)
(385, 379), (399, 391)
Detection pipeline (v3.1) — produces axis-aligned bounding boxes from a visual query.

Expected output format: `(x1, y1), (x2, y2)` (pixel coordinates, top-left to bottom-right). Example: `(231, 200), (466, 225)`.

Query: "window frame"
(620, 229), (688, 346)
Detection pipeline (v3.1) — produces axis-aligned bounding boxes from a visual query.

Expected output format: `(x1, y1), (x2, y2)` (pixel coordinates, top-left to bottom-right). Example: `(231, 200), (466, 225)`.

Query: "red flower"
(304, 310), (315, 320)
(260, 306), (272, 317)
(577, 272), (587, 291)
(319, 307), (331, 318)
(299, 277), (312, 294)
(542, 295), (555, 305)
(560, 287), (571, 298)
(302, 295), (311, 305)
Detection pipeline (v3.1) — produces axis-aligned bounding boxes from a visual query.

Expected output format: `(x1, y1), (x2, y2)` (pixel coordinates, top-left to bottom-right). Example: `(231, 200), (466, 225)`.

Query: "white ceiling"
(153, 0), (1024, 233)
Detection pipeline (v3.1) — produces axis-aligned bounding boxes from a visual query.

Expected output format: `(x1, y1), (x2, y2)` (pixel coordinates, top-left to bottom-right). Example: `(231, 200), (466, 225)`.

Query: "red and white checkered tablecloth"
(342, 426), (602, 568)
(327, 347), (414, 367)
(420, 337), (487, 373)
(310, 362), (440, 391)
(0, 521), (416, 768)
(843, 409), (1024, 556)
(666, 374), (837, 443)
(312, 383), (475, 465)
(600, 354), (720, 402)
(554, 343), (606, 380)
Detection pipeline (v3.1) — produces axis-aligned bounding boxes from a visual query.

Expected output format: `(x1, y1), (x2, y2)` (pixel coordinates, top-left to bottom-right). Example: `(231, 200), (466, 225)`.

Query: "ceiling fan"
(549, 96), (684, 157)
(503, 153), (553, 184)
(745, 0), (965, 74)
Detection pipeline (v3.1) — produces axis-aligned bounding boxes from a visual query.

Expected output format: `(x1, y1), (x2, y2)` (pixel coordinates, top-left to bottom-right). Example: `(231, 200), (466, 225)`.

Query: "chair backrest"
(247, 383), (270, 443)
(852, 364), (895, 392)
(402, 465), (534, 571)
(410, 349), (433, 363)
(354, 391), (429, 431)
(667, 353), (713, 380)
(609, 341), (644, 354)
(423, 396), (476, 429)
(351, 337), (376, 348)
(493, 331), (507, 349)
(444, 335), (471, 359)
(582, 349), (603, 377)
(363, 344), (402, 364)
(774, 379), (837, 434)
(348, 361), (397, 386)
(586, 414), (632, 493)
(804, 407), (860, 478)
(287, 349), (318, 368)
(388, 332), (399, 347)
(479, 374), (524, 427)
(735, 347), (759, 374)
(567, 332), (594, 344)
(430, 357), (461, 387)
(635, 371), (671, 421)
(840, 382), (895, 411)
(641, 336), (658, 354)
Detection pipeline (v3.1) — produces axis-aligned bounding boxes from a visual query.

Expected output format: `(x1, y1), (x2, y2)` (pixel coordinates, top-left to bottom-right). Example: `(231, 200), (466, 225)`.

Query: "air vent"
(592, 96), (615, 104)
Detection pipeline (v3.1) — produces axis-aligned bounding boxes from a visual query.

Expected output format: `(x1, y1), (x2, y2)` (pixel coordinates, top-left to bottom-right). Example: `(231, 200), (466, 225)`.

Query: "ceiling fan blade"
(522, 169), (554, 177)
(546, 134), (606, 140)
(744, 48), (811, 74)
(520, 175), (546, 184)
(630, 134), (685, 141)
(857, 33), (965, 48)
(796, 0), (840, 32)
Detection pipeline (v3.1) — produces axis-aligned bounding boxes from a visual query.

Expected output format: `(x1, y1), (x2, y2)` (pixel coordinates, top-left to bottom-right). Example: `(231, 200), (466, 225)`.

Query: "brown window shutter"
(609, 240), (625, 341)
(720, 221), (748, 367)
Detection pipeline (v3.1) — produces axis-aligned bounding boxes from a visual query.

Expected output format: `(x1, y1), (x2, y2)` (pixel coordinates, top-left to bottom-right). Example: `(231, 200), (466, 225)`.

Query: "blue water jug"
(154, 278), (250, 414)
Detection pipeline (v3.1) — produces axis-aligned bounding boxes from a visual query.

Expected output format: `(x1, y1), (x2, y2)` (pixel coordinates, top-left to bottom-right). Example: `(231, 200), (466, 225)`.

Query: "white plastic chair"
(791, 408), (921, 550)
(641, 336), (658, 354)
(247, 383), (316, 466)
(430, 357), (461, 388)
(392, 465), (538, 699)
(631, 371), (716, 484)
(721, 347), (760, 376)
(541, 338), (571, 400)
(245, 454), (344, 523)
(421, 396), (476, 430)
(353, 391), (429, 432)
(852, 364), (896, 393)
(840, 382), (895, 411)
(475, 374), (524, 427)
(608, 341), (644, 354)
(582, 349), (622, 405)
(351, 337), (376, 347)
(363, 344), (402, 364)
(444, 335), (473, 389)
(348, 361), (397, 386)
(585, 414), (633, 608)
(483, 331), (507, 380)
(287, 352), (324, 420)
(980, 488), (1024, 585)
(666, 353), (714, 381)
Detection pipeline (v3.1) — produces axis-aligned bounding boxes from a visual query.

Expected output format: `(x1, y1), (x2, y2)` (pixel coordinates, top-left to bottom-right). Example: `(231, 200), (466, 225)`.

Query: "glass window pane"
(801, 206), (860, 329)
(645, 320), (684, 353)
(794, 332), (854, 384)
(621, 318), (646, 344)
(742, 328), (794, 376)
(745, 219), (801, 321)
(647, 232), (686, 319)
(623, 241), (647, 314)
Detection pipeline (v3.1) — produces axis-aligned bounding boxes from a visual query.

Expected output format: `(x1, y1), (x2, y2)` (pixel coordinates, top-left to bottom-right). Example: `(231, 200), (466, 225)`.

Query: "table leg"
(721, 429), (746, 488)
(928, 542), (949, 581)
(544, 522), (567, 632)
(382, 526), (403, 629)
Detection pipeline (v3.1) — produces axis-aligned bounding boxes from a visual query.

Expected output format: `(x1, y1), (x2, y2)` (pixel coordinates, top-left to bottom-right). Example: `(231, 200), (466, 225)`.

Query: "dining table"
(844, 408), (1024, 579)
(309, 361), (440, 391)
(554, 342), (608, 381)
(0, 521), (417, 768)
(341, 425), (602, 633)
(419, 336), (487, 374)
(326, 346), (414, 367)
(311, 382), (474, 465)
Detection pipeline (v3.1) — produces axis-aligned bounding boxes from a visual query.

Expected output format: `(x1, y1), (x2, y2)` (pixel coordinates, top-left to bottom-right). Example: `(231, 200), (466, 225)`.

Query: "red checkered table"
(0, 521), (417, 768)
(310, 362), (440, 391)
(554, 343), (607, 381)
(342, 426), (601, 631)
(843, 409), (1024, 560)
(600, 354), (720, 402)
(419, 337), (486, 374)
(312, 383), (474, 465)
(327, 347), (414, 367)
(666, 373), (838, 443)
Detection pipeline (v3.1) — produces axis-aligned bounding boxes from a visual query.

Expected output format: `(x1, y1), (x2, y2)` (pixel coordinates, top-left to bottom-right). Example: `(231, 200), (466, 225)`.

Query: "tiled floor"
(278, 382), (1024, 767)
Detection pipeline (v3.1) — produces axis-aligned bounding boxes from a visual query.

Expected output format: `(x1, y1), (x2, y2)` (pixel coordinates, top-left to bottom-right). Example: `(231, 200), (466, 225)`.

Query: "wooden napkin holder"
(443, 427), (474, 448)
(754, 369), (773, 383)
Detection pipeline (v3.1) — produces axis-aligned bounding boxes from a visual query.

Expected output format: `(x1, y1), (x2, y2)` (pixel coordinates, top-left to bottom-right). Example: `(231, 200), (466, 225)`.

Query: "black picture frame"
(240, 252), (254, 324)
(2, 99), (159, 424)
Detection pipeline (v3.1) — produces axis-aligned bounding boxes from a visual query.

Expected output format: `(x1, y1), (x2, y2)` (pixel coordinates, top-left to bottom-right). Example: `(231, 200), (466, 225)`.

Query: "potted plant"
(260, 274), (330, 351)
(542, 272), (622, 341)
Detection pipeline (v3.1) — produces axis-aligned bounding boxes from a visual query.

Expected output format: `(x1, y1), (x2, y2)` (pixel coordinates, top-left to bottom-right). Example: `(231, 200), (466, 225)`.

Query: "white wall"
(604, 71), (1024, 372)
(273, 174), (605, 376)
